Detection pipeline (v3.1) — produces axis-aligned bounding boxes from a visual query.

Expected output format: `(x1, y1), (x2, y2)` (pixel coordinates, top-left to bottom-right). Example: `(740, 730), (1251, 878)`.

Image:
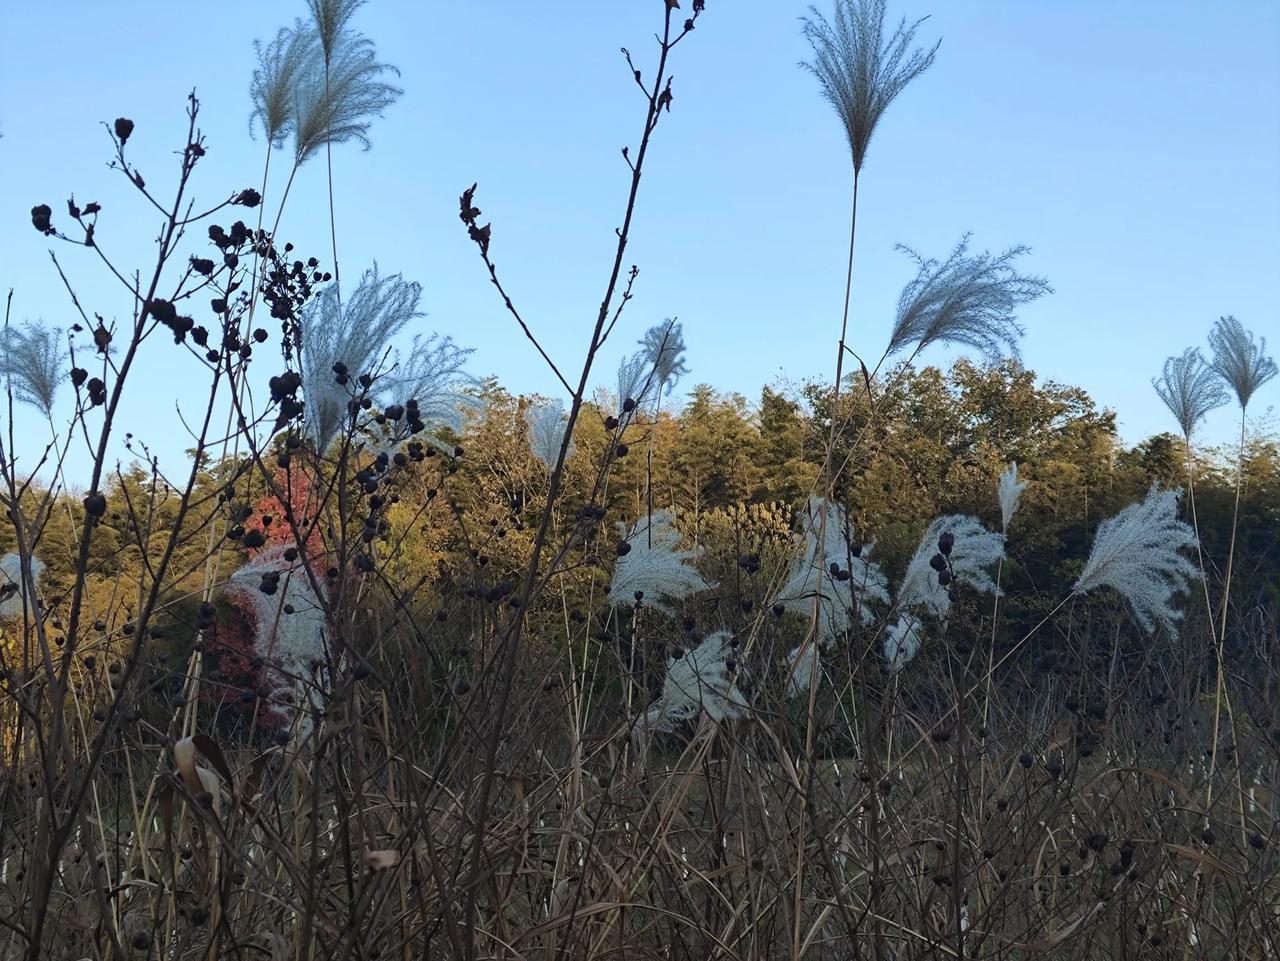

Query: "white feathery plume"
(616, 352), (648, 415)
(774, 497), (888, 641)
(300, 266), (415, 448)
(640, 320), (688, 399)
(1, 321), (68, 417)
(1072, 486), (1199, 634)
(608, 510), (704, 614)
(886, 235), (1050, 361)
(1208, 315), (1277, 411)
(887, 514), (1003, 668)
(898, 514), (1005, 619)
(1153, 347), (1229, 439)
(525, 398), (572, 470)
(642, 630), (749, 732)
(299, 265), (472, 450)
(0, 552), (45, 621)
(249, 20), (317, 148)
(800, 0), (938, 175)
(616, 319), (688, 418)
(883, 615), (923, 673)
(998, 462), (1027, 532)
(390, 333), (475, 435)
(225, 546), (329, 730)
(292, 29), (401, 165)
(306, 0), (364, 62)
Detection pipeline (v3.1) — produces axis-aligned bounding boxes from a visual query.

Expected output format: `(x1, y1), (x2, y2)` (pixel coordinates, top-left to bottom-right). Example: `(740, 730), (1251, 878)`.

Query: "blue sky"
(2, 1), (1277, 482)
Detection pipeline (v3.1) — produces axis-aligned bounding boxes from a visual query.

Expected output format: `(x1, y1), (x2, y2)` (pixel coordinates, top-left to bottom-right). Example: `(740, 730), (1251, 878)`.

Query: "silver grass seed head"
(300, 265), (418, 449)
(887, 235), (1050, 361)
(226, 546), (328, 660)
(292, 30), (402, 165)
(1, 321), (68, 418)
(642, 320), (688, 394)
(1208, 315), (1277, 411)
(997, 462), (1026, 532)
(617, 320), (689, 418)
(299, 265), (473, 450)
(801, 0), (938, 174)
(774, 497), (888, 641)
(608, 510), (704, 614)
(645, 630), (749, 731)
(898, 514), (1004, 620)
(250, 21), (317, 148)
(391, 333), (476, 439)
(525, 398), (573, 470)
(1073, 485), (1199, 634)
(0, 552), (45, 620)
(1153, 347), (1229, 439)
(306, 0), (365, 62)
(226, 546), (329, 729)
(615, 352), (648, 418)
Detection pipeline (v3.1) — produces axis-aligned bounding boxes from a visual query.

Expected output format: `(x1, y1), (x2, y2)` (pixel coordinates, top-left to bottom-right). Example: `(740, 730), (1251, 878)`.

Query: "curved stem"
(821, 171), (861, 492)
(269, 162), (302, 249)
(1205, 411), (1245, 811)
(1183, 441), (1213, 615)
(459, 12), (695, 960)
(323, 59), (341, 302)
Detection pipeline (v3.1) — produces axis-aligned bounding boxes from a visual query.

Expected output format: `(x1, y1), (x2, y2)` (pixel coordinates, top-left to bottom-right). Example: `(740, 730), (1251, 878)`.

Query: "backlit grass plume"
(898, 514), (1004, 618)
(885, 515), (1003, 670)
(0, 552), (45, 621)
(608, 509), (704, 613)
(250, 21), (316, 148)
(642, 630), (749, 732)
(617, 319), (688, 419)
(391, 334), (475, 438)
(802, 0), (937, 502)
(525, 398), (572, 470)
(615, 353), (647, 419)
(224, 546), (329, 733)
(1208, 315), (1277, 411)
(1, 321), (67, 418)
(998, 461), (1026, 532)
(299, 265), (471, 450)
(1153, 347), (1229, 439)
(801, 0), (938, 175)
(774, 497), (888, 640)
(640, 320), (688, 397)
(292, 30), (401, 164)
(886, 235), (1050, 360)
(1072, 486), (1198, 634)
(307, 0), (364, 63)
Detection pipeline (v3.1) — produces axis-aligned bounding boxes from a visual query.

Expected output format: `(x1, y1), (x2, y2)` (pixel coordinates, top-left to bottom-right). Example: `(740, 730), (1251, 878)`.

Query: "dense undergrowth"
(1, 1), (1277, 958)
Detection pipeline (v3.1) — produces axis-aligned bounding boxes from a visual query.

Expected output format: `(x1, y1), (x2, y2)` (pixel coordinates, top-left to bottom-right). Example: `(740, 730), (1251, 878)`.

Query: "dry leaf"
(1165, 843), (1240, 877)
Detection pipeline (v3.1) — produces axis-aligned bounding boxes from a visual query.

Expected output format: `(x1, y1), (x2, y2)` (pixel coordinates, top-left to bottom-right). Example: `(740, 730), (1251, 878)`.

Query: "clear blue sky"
(2, 1), (1277, 482)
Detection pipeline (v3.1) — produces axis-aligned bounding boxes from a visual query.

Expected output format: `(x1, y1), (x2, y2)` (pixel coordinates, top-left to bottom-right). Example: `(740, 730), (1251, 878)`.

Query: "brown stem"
(458, 11), (697, 959)
(794, 167), (860, 961)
